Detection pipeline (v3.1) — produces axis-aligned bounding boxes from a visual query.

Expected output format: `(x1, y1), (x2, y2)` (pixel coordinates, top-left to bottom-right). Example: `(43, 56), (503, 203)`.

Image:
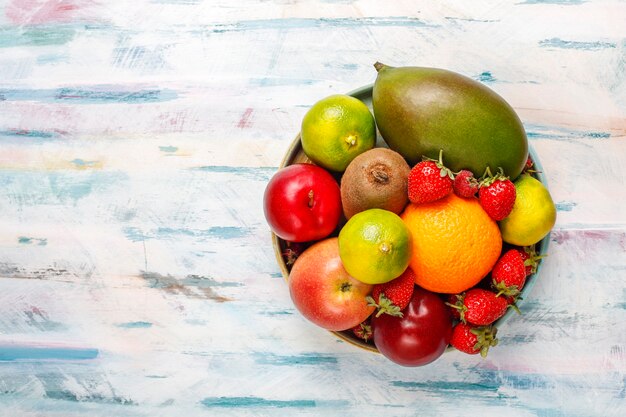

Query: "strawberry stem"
(445, 293), (468, 323)
(367, 294), (403, 317)
(470, 326), (499, 358)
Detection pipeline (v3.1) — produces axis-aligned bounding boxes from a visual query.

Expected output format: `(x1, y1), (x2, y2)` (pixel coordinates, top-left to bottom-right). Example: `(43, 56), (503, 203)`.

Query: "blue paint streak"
(71, 159), (99, 168)
(254, 353), (338, 366)
(123, 227), (150, 242)
(193, 166), (276, 181)
(42, 388), (135, 405)
(260, 310), (294, 316)
(393, 368), (551, 399)
(0, 346), (98, 361)
(476, 71), (497, 83)
(123, 226), (250, 242)
(208, 17), (436, 33)
(56, 87), (178, 103)
(0, 25), (76, 47)
(0, 171), (128, 204)
(201, 396), (349, 408)
(202, 397), (315, 408)
(17, 236), (47, 246)
(391, 380), (500, 393)
(269, 272), (284, 279)
(141, 272), (243, 289)
(37, 53), (70, 65)
(556, 201), (577, 212)
(499, 333), (537, 344)
(0, 87), (177, 104)
(249, 77), (317, 87)
(112, 46), (168, 71)
(0, 129), (58, 140)
(116, 321), (153, 329)
(445, 16), (500, 23)
(524, 124), (611, 140)
(179, 275), (242, 288)
(619, 290), (626, 310)
(159, 146), (178, 153)
(585, 132), (611, 138)
(539, 38), (616, 50)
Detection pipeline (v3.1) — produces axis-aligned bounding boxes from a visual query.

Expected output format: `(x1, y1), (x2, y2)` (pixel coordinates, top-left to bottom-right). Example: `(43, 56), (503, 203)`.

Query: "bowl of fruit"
(264, 63), (556, 366)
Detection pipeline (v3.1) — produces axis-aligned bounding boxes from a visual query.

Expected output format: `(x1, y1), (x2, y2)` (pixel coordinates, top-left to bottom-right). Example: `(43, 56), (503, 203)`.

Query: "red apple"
(264, 163), (342, 242)
(289, 237), (374, 331)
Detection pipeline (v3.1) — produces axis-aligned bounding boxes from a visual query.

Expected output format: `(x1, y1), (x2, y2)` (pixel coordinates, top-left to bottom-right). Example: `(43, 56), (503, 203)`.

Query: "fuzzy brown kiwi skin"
(340, 148), (411, 219)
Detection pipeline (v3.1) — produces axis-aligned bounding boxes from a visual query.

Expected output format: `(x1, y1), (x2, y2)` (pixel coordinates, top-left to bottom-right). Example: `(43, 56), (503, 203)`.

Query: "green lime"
(499, 174), (557, 246)
(301, 94), (376, 172)
(338, 208), (411, 284)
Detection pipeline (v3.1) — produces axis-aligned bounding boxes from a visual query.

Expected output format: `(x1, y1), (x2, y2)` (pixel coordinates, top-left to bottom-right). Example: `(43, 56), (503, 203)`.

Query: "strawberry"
(478, 168), (516, 221)
(447, 288), (509, 325)
(366, 268), (415, 317)
(524, 157), (534, 171)
(446, 294), (462, 320)
(351, 320), (373, 342)
(523, 156), (540, 174)
(407, 150), (453, 204)
(491, 249), (527, 298)
(453, 169), (479, 198)
(518, 244), (544, 276)
(282, 242), (306, 267)
(450, 323), (498, 357)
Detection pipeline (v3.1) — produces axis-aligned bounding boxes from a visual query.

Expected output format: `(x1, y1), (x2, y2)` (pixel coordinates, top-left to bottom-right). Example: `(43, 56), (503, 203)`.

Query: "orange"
(401, 193), (502, 294)
(301, 94), (376, 172)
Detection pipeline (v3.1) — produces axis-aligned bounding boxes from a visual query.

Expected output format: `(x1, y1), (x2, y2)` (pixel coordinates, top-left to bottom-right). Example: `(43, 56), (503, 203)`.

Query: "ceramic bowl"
(272, 84), (550, 352)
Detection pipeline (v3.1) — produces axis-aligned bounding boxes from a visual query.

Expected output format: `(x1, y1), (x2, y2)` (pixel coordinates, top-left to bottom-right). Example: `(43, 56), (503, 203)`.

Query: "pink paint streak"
(5, 0), (94, 25)
(237, 108), (254, 129)
(157, 111), (189, 133)
(550, 229), (619, 245)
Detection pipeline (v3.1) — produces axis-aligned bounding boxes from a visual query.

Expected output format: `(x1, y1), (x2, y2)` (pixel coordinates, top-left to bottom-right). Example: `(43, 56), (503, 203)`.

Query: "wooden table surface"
(0, 1), (625, 416)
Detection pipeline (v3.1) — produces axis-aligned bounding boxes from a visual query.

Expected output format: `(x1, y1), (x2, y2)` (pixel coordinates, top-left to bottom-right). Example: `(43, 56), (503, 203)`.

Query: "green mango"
(372, 63), (528, 179)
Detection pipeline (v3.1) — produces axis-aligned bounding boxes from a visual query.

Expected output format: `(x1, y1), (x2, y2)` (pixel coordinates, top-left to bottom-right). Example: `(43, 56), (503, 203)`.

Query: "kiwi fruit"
(340, 148), (410, 219)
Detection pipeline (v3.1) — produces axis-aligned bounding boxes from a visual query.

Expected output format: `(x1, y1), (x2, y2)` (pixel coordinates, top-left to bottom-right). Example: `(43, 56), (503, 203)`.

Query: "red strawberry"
(518, 245), (544, 276)
(453, 169), (479, 198)
(523, 156), (540, 174)
(450, 323), (499, 357)
(446, 294), (462, 320)
(525, 157), (533, 170)
(366, 268), (415, 317)
(491, 249), (527, 298)
(448, 288), (509, 325)
(282, 241), (307, 267)
(407, 151), (453, 204)
(351, 320), (373, 342)
(478, 168), (516, 221)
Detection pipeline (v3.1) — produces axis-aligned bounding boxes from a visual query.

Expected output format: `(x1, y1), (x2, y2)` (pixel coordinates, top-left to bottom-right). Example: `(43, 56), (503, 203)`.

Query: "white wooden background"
(0, 1), (624, 416)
